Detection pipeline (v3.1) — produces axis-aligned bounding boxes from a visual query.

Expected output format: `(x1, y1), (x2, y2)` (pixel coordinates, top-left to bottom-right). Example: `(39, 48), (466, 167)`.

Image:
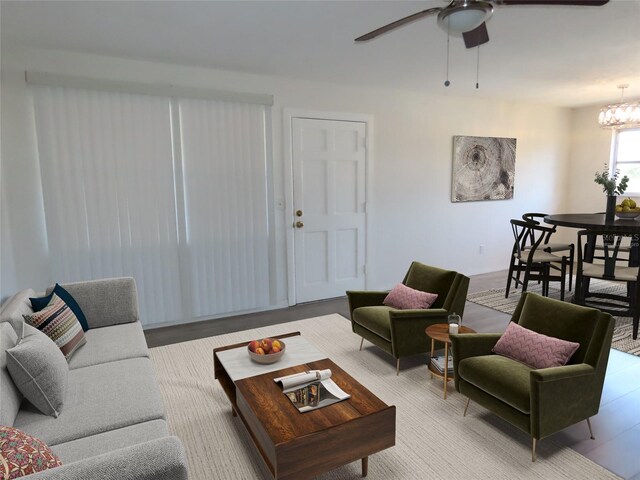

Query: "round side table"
(425, 323), (476, 399)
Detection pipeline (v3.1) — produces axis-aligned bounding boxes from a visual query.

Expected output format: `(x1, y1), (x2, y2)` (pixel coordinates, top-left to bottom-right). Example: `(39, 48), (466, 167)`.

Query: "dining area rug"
(467, 279), (640, 356)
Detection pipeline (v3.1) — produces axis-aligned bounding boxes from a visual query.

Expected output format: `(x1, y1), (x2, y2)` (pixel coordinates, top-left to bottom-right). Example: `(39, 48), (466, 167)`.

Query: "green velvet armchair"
(451, 292), (614, 462)
(347, 261), (469, 375)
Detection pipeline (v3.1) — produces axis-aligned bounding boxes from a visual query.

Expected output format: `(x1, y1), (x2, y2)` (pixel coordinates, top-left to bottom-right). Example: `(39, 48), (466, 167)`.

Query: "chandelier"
(598, 85), (640, 129)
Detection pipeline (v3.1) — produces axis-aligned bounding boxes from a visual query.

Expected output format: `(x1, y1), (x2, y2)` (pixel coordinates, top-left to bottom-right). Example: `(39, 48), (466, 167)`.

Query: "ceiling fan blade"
(355, 7), (442, 42)
(496, 0), (608, 5)
(463, 22), (490, 49)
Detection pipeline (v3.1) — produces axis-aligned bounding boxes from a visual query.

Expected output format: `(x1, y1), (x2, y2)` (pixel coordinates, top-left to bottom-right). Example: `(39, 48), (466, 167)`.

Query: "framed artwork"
(451, 135), (517, 202)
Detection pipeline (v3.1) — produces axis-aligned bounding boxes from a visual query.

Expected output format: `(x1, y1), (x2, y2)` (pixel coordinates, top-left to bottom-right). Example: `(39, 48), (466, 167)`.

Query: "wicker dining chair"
(575, 229), (640, 339)
(506, 219), (569, 300)
(521, 213), (574, 291)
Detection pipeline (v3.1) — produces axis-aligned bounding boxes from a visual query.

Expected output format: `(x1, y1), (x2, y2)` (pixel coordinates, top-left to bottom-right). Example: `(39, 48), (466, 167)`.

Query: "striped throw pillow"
(23, 293), (86, 360)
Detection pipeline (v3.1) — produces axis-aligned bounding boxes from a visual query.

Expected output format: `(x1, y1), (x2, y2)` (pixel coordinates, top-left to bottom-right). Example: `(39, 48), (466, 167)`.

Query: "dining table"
(544, 213), (640, 235)
(544, 213), (639, 315)
(544, 213), (640, 266)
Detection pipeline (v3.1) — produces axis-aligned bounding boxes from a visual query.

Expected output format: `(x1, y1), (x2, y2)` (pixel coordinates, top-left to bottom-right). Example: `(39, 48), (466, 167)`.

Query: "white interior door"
(292, 117), (366, 302)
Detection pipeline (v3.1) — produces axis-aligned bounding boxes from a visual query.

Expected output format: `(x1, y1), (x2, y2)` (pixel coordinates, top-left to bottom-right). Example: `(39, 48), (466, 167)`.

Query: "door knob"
(296, 210), (303, 217)
(295, 221), (304, 228)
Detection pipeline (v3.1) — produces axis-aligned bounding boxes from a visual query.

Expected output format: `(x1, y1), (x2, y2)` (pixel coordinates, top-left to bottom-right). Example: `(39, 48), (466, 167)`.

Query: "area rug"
(149, 314), (619, 480)
(467, 280), (640, 356)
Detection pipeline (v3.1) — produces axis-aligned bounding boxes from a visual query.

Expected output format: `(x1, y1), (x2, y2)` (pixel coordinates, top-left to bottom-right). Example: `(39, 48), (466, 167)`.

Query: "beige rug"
(149, 314), (620, 480)
(467, 279), (640, 356)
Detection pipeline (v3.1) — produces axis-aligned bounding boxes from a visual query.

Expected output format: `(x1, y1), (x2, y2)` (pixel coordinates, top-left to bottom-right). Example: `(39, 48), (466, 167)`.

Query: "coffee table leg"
(362, 456), (368, 477)
(443, 343), (448, 399)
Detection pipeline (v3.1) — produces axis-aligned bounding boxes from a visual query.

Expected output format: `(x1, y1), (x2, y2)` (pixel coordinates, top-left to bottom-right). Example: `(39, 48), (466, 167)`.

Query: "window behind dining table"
(611, 128), (640, 194)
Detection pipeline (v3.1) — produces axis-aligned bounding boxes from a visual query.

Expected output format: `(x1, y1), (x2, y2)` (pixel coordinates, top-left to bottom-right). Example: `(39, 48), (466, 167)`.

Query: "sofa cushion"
(13, 357), (165, 446)
(23, 293), (87, 360)
(67, 321), (149, 370)
(1, 321), (23, 427)
(30, 284), (90, 332)
(352, 306), (394, 342)
(48, 278), (139, 329)
(493, 321), (580, 369)
(383, 283), (438, 310)
(50, 419), (169, 464)
(458, 354), (533, 414)
(0, 425), (63, 477)
(6, 324), (69, 418)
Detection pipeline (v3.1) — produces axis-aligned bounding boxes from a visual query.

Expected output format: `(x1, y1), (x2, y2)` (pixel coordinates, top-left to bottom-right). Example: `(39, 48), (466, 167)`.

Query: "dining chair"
(522, 213), (575, 291)
(506, 219), (569, 300)
(575, 229), (639, 339)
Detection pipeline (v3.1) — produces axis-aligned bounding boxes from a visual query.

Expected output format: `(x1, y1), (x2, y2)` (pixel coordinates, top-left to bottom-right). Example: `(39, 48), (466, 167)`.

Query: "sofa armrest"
(29, 436), (188, 480)
(388, 308), (448, 320)
(450, 333), (502, 362)
(51, 277), (139, 328)
(346, 291), (388, 316)
(386, 309), (449, 357)
(530, 364), (598, 439)
(530, 363), (595, 383)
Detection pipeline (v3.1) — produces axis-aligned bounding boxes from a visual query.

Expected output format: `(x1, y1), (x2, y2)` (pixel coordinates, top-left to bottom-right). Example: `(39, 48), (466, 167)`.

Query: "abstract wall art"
(451, 135), (517, 202)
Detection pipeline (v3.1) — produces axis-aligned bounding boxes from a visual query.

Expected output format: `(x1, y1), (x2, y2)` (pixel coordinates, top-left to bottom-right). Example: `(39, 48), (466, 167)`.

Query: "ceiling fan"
(355, 0), (609, 49)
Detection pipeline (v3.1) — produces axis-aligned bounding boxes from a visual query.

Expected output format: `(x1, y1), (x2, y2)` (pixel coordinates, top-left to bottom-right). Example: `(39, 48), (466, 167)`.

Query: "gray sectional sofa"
(0, 277), (188, 479)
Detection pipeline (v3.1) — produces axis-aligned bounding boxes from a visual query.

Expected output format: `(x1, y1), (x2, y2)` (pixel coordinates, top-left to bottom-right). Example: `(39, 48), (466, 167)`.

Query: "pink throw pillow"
(492, 322), (580, 369)
(383, 283), (438, 310)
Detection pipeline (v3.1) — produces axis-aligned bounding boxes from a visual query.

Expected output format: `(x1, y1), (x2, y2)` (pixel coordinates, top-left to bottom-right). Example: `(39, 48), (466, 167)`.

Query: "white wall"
(550, 103), (640, 245)
(1, 46), (572, 312)
(566, 104), (617, 213)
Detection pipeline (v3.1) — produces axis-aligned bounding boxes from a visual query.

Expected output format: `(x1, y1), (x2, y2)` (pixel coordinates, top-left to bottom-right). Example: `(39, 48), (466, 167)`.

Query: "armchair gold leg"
(532, 438), (537, 462)
(359, 337), (364, 351)
(586, 418), (595, 440)
(396, 358), (400, 376)
(463, 398), (471, 417)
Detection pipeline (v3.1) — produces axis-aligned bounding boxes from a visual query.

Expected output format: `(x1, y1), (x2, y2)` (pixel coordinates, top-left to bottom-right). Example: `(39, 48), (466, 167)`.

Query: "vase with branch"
(594, 164), (629, 221)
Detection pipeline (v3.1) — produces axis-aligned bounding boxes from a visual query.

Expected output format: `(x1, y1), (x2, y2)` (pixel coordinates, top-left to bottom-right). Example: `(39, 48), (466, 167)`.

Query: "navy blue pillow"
(30, 284), (90, 331)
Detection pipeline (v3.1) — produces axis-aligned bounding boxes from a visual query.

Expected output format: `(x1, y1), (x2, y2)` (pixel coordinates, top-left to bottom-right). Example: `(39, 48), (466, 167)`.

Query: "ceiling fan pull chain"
(476, 45), (481, 89)
(444, 20), (451, 87)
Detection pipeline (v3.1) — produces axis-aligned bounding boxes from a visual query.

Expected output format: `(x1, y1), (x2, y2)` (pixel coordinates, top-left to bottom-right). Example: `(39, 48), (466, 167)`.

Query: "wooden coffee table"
(425, 323), (476, 399)
(213, 332), (396, 479)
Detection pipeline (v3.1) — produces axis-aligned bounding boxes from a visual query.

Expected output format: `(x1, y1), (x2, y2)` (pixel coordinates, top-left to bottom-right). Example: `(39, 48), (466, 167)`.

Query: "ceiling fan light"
(438, 2), (494, 34)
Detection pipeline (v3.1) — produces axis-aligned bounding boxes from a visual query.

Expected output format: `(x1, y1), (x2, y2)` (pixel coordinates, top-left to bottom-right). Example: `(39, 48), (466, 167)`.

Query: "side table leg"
(429, 338), (435, 379)
(362, 456), (368, 477)
(443, 343), (448, 399)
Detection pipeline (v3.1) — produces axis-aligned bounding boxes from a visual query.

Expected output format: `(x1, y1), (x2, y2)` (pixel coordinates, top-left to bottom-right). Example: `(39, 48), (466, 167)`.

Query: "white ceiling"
(1, 0), (639, 108)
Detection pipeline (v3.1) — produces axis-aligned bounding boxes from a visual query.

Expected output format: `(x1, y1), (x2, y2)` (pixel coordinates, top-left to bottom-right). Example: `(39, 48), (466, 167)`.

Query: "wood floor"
(145, 270), (640, 479)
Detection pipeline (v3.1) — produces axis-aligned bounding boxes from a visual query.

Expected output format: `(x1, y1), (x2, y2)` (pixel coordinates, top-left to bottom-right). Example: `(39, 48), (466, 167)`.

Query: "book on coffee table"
(274, 369), (350, 413)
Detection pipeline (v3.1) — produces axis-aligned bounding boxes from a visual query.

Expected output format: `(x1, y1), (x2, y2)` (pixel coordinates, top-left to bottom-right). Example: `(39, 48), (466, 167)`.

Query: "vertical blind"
(32, 85), (273, 326)
(179, 99), (271, 316)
